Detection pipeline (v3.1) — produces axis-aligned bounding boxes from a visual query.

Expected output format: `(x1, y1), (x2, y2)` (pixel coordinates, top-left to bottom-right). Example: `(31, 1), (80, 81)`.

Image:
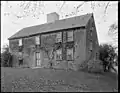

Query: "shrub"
(99, 44), (117, 72)
(87, 60), (103, 73)
(78, 60), (103, 74)
(1, 44), (13, 67)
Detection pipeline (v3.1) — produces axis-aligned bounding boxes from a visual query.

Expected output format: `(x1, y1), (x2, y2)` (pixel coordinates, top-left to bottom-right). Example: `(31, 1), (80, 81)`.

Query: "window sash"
(56, 49), (62, 60)
(56, 38), (62, 42)
(90, 42), (92, 50)
(19, 39), (22, 46)
(67, 36), (73, 41)
(67, 48), (73, 60)
(36, 52), (40, 60)
(35, 36), (40, 45)
(90, 30), (92, 36)
(67, 31), (73, 41)
(56, 32), (62, 43)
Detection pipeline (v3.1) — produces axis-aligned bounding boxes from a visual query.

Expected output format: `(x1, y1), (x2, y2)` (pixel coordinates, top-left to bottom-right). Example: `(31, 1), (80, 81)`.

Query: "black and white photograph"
(1, 1), (118, 92)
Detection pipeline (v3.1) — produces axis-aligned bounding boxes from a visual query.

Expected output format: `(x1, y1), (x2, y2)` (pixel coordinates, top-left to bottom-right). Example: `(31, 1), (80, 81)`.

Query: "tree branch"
(104, 1), (110, 14)
(58, 1), (66, 13)
(75, 1), (87, 15)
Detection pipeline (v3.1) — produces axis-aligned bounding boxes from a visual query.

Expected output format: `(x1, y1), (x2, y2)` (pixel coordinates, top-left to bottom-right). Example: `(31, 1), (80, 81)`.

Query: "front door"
(36, 52), (41, 67)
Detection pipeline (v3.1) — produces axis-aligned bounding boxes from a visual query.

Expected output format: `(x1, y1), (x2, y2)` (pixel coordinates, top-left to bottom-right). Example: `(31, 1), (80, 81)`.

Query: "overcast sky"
(1, 1), (118, 49)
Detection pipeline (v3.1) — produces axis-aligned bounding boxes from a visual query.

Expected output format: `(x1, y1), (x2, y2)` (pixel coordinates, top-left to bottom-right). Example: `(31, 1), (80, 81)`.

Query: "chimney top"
(47, 12), (59, 23)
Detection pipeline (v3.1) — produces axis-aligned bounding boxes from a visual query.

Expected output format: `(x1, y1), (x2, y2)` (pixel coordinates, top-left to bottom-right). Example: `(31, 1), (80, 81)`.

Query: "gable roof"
(8, 13), (93, 40)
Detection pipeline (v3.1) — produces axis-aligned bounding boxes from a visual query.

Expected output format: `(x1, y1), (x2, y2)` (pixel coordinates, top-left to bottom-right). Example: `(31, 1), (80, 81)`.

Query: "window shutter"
(63, 31), (67, 43)
(62, 43), (66, 60)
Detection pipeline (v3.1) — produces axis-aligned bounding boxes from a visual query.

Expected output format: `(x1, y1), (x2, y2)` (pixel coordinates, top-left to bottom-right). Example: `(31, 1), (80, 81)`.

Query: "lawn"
(1, 67), (118, 92)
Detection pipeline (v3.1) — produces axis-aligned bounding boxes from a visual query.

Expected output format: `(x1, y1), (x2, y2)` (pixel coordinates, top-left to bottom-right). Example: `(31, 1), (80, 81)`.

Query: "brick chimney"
(47, 12), (59, 23)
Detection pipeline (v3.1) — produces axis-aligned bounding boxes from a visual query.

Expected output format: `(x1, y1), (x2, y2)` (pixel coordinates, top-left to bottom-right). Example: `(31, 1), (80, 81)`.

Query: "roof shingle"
(8, 13), (93, 40)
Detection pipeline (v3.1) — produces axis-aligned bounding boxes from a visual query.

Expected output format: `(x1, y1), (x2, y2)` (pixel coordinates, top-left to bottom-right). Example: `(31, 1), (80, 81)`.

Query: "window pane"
(57, 32), (62, 38)
(56, 32), (62, 42)
(67, 48), (73, 60)
(56, 49), (62, 60)
(37, 53), (39, 59)
(19, 39), (22, 46)
(90, 42), (92, 50)
(39, 60), (41, 65)
(36, 53), (38, 59)
(90, 30), (92, 36)
(39, 53), (41, 59)
(67, 37), (73, 41)
(67, 31), (73, 41)
(36, 36), (40, 45)
(63, 31), (67, 43)
(19, 52), (22, 59)
(56, 38), (62, 42)
(36, 52), (40, 59)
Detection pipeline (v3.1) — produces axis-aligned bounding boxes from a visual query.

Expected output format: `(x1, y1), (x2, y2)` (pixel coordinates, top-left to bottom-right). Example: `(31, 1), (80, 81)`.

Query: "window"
(67, 30), (73, 42)
(56, 48), (62, 60)
(56, 32), (62, 43)
(19, 39), (22, 46)
(19, 46), (23, 52)
(35, 36), (40, 45)
(90, 41), (92, 51)
(90, 30), (92, 36)
(67, 48), (73, 60)
(19, 39), (23, 52)
(90, 26), (94, 36)
(36, 52), (41, 66)
(63, 31), (67, 43)
(96, 53), (98, 60)
(18, 52), (23, 60)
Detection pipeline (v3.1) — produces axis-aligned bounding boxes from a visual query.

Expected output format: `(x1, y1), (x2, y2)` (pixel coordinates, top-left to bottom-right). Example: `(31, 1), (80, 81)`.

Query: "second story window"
(90, 29), (92, 36)
(67, 30), (73, 42)
(90, 41), (93, 51)
(96, 52), (99, 60)
(56, 32), (62, 43)
(19, 39), (22, 46)
(35, 36), (40, 45)
(19, 39), (23, 52)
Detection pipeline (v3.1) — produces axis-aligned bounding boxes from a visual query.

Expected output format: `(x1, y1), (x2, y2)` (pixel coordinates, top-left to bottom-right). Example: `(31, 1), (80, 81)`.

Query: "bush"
(87, 60), (103, 73)
(99, 44), (117, 72)
(1, 45), (13, 67)
(78, 60), (103, 74)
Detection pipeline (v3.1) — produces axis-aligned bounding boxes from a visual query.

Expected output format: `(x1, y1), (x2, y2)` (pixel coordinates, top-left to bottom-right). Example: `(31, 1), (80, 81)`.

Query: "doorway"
(36, 52), (41, 67)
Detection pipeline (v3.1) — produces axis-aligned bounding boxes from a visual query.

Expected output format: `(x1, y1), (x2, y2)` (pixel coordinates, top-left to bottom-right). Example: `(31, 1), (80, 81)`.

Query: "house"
(8, 12), (99, 70)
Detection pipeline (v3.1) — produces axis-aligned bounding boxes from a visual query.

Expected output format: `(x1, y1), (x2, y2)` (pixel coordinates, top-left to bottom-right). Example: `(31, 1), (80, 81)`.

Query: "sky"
(1, 1), (118, 49)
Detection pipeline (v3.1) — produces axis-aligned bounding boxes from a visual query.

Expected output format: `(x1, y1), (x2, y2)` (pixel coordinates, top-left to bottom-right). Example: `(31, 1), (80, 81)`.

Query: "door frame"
(35, 52), (41, 67)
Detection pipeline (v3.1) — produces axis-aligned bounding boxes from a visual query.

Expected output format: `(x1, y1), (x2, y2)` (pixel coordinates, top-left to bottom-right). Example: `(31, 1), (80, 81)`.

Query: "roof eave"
(8, 26), (86, 40)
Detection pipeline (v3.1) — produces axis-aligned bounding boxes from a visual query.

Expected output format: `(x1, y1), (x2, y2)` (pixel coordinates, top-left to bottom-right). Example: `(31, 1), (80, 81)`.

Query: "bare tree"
(108, 22), (118, 41)
(2, 1), (114, 19)
(108, 22), (118, 52)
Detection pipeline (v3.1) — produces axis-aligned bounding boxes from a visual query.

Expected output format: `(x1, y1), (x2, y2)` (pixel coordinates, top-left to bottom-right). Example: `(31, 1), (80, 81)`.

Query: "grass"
(1, 67), (118, 92)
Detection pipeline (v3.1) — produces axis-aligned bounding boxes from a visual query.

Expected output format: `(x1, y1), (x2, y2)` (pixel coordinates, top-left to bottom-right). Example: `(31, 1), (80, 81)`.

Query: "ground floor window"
(67, 48), (73, 61)
(18, 52), (23, 66)
(19, 46), (23, 52)
(36, 52), (41, 66)
(56, 48), (62, 60)
(96, 52), (99, 60)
